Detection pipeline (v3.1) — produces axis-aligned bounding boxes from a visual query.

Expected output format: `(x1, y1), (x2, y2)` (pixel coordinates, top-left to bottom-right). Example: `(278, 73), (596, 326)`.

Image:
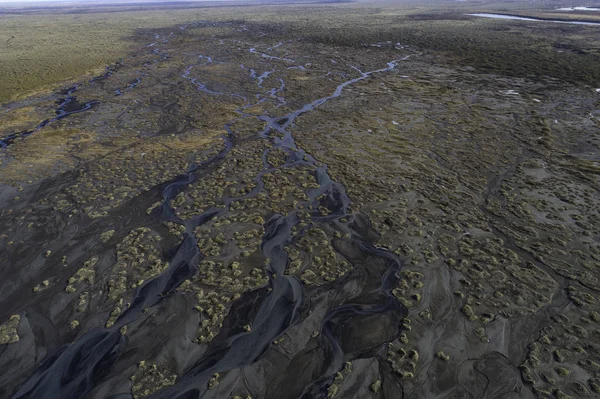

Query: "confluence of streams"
(10, 27), (410, 399)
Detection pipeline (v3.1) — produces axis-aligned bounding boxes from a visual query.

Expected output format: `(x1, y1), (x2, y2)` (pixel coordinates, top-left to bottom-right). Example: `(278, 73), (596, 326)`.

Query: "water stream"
(10, 32), (410, 399)
(0, 85), (98, 149)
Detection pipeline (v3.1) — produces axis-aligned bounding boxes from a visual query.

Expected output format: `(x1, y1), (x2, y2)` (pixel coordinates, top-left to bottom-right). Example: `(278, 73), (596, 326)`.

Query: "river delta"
(1, 1), (600, 399)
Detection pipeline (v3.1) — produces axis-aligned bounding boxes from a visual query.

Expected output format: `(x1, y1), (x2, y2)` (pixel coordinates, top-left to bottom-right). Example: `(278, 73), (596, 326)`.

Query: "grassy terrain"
(1, 1), (599, 106)
(0, 8), (230, 104)
(302, 17), (600, 86)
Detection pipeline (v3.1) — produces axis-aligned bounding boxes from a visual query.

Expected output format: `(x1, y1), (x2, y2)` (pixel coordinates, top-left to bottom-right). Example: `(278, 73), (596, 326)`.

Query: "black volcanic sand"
(1, 13), (600, 399)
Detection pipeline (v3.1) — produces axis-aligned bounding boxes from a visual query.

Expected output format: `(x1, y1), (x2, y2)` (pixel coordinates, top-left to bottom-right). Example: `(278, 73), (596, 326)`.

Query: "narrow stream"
(10, 32), (410, 399)
(143, 52), (411, 399)
(0, 85), (98, 149)
(115, 77), (143, 96)
(1, 39), (171, 149)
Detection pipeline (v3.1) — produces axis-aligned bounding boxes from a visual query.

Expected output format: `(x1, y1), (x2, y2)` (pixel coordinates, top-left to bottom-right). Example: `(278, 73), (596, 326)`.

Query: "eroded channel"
(7, 24), (411, 399)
